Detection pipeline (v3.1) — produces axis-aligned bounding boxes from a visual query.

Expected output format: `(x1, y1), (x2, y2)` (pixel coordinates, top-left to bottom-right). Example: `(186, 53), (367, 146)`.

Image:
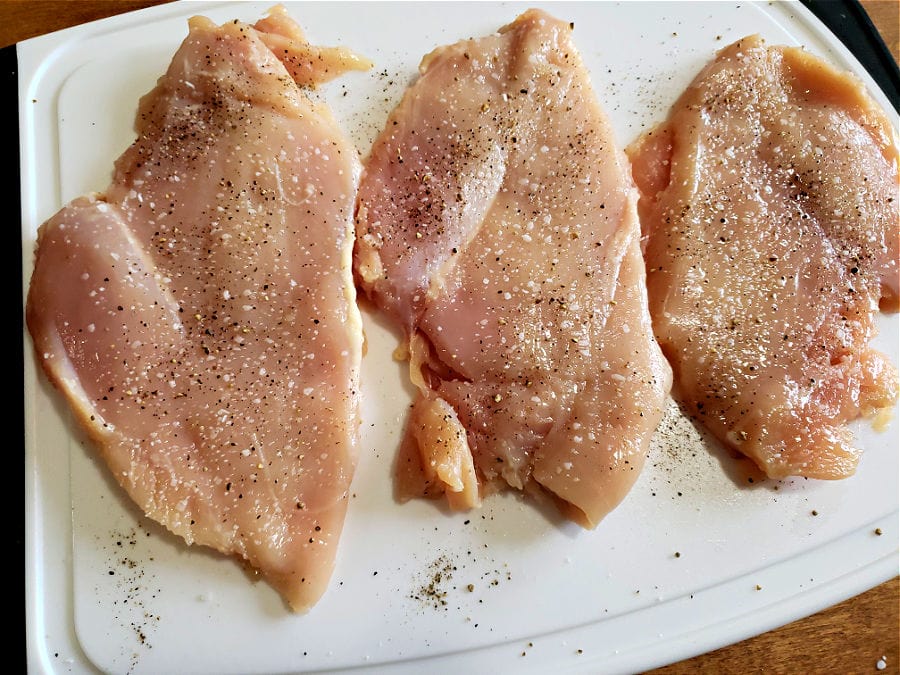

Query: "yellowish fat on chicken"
(628, 35), (899, 480)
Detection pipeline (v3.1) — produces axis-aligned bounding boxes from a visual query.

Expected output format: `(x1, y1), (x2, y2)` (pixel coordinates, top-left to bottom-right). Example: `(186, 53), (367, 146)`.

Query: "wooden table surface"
(11, 1), (898, 673)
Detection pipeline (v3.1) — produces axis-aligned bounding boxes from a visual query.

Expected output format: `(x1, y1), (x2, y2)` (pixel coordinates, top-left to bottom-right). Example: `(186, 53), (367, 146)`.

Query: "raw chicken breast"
(356, 9), (671, 527)
(628, 35), (899, 479)
(26, 6), (368, 612)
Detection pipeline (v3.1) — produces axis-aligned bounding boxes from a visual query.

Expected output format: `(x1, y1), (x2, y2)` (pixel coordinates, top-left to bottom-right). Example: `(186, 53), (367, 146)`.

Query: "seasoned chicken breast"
(356, 9), (671, 527)
(26, 6), (369, 612)
(628, 35), (899, 479)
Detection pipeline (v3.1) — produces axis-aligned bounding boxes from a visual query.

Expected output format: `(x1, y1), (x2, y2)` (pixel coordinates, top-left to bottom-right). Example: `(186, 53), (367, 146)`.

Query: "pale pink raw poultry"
(628, 35), (899, 479)
(355, 9), (672, 528)
(26, 6), (369, 612)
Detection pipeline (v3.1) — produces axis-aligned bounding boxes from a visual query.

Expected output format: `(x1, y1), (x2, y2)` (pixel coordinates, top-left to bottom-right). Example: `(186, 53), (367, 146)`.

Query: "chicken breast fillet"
(26, 6), (369, 612)
(628, 35), (899, 479)
(355, 9), (671, 528)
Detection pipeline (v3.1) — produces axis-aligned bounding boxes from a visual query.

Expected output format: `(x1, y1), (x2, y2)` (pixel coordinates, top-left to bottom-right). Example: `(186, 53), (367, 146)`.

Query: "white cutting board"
(22, 2), (899, 674)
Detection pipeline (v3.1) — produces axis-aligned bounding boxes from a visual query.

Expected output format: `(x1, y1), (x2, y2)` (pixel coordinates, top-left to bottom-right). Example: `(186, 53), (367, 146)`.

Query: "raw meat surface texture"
(628, 35), (899, 479)
(26, 6), (368, 611)
(356, 9), (672, 527)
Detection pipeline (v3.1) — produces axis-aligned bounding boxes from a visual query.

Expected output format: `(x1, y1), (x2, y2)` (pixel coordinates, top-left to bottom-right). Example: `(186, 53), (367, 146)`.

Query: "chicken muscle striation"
(628, 35), (899, 479)
(26, 6), (369, 611)
(355, 9), (671, 528)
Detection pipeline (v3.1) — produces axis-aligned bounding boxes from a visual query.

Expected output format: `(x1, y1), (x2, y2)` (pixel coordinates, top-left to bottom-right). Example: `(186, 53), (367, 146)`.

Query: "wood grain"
(0, 0), (172, 48)
(11, 2), (898, 673)
(861, 0), (898, 62)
